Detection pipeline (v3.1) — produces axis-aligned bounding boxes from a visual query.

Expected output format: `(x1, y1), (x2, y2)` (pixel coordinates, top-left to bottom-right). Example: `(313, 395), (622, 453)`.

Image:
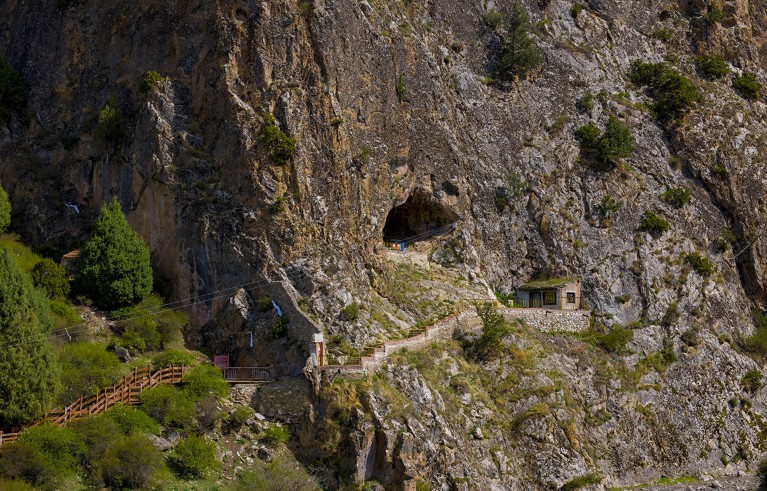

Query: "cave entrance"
(382, 191), (459, 243)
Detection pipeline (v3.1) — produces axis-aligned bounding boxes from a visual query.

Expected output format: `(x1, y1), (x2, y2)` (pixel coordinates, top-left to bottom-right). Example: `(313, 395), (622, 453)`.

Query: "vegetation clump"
(685, 252), (715, 277)
(30, 258), (70, 298)
(695, 54), (729, 79)
(101, 434), (164, 489)
(94, 98), (125, 147)
(139, 70), (163, 93)
(77, 197), (152, 310)
(168, 435), (219, 479)
(262, 113), (297, 165)
(742, 368), (763, 394)
(738, 310), (767, 360)
(575, 115), (636, 170)
(659, 186), (691, 209)
(630, 61), (702, 122)
(0, 55), (27, 124)
(111, 294), (188, 352)
(0, 183), (10, 232)
(732, 72), (762, 100)
(57, 342), (121, 404)
(494, 2), (543, 80)
(638, 210), (670, 235)
(473, 302), (512, 360)
(340, 302), (360, 321)
(595, 325), (633, 354)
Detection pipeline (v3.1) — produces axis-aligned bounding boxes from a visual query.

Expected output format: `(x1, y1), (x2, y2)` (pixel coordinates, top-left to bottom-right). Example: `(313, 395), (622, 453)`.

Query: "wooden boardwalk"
(0, 365), (189, 446)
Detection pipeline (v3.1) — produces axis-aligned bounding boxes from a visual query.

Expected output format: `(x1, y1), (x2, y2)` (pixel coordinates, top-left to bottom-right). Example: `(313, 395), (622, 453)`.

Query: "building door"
(530, 292), (542, 308)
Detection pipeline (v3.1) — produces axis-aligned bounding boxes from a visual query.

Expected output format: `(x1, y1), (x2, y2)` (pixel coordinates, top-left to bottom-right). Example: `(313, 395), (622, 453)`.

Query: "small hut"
(60, 249), (81, 279)
(516, 277), (582, 310)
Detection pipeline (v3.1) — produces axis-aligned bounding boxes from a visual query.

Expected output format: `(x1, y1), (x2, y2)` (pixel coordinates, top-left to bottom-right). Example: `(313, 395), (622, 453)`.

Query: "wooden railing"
(0, 365), (190, 446)
(221, 365), (283, 383)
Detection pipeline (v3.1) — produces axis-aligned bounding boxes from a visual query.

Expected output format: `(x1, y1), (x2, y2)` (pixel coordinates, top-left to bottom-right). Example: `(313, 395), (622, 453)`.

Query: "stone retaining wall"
(499, 308), (590, 333)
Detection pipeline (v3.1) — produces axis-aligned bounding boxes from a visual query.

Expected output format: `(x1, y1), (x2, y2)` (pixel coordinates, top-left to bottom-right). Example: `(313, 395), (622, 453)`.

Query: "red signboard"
(213, 355), (230, 369)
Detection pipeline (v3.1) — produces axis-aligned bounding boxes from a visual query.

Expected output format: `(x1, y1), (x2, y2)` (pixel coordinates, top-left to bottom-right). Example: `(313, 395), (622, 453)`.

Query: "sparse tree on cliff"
(77, 197), (152, 309)
(0, 250), (61, 427)
(0, 183), (10, 233)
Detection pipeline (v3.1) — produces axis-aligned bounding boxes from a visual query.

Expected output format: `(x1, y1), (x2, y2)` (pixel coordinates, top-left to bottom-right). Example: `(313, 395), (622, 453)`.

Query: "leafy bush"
(680, 327), (699, 347)
(695, 54), (729, 79)
(638, 210), (670, 234)
(259, 425), (291, 447)
(714, 228), (737, 252)
(570, 3), (584, 17)
(168, 435), (219, 479)
(272, 316), (289, 338)
(49, 299), (80, 330)
(229, 405), (256, 427)
(235, 454), (322, 491)
(495, 1), (543, 80)
(340, 302), (360, 321)
(183, 364), (229, 399)
(0, 183), (10, 233)
(77, 197), (152, 309)
(596, 326), (633, 354)
(0, 442), (60, 490)
(101, 434), (164, 489)
(742, 368), (763, 394)
(18, 424), (82, 481)
(651, 27), (672, 42)
(483, 9), (505, 28)
(659, 186), (691, 209)
(685, 252), (715, 277)
(733, 73), (762, 100)
(139, 70), (163, 93)
(661, 301), (679, 327)
(111, 294), (187, 351)
(474, 302), (512, 360)
(104, 405), (160, 435)
(575, 115), (636, 170)
(576, 92), (594, 113)
(0, 55), (27, 124)
(152, 349), (197, 368)
(57, 341), (122, 404)
(94, 98), (125, 146)
(561, 473), (601, 491)
(600, 195), (623, 220)
(630, 61), (702, 122)
(262, 113), (297, 165)
(69, 414), (122, 477)
(0, 479), (36, 491)
(705, 6), (727, 24)
(140, 385), (196, 429)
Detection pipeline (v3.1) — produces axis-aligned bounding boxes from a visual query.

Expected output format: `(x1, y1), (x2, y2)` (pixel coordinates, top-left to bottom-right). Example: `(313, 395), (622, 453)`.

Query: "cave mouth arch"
(382, 191), (459, 243)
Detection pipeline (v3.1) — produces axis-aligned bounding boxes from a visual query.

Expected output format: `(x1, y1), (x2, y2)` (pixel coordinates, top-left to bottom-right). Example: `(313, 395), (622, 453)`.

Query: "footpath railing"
(0, 365), (190, 446)
(222, 365), (286, 383)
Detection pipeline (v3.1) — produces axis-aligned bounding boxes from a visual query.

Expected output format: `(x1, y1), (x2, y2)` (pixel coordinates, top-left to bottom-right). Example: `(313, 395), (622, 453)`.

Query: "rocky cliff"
(3, 0), (767, 488)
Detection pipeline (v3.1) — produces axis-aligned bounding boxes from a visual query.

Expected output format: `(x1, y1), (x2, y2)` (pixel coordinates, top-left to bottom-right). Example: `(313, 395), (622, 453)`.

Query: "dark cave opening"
(382, 192), (459, 243)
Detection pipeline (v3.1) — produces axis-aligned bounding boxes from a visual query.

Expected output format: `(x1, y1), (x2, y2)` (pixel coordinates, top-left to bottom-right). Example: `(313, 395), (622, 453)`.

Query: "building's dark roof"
(518, 277), (578, 291)
(61, 249), (80, 260)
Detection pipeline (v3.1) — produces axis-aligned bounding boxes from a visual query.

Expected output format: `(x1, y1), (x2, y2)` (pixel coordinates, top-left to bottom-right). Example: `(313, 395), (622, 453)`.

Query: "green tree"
(168, 436), (220, 479)
(0, 183), (10, 232)
(630, 61), (701, 122)
(262, 113), (297, 165)
(0, 251), (61, 427)
(474, 302), (512, 360)
(139, 70), (163, 93)
(31, 258), (70, 298)
(496, 1), (544, 80)
(94, 98), (125, 148)
(77, 197), (152, 309)
(57, 342), (121, 404)
(100, 434), (165, 489)
(576, 115), (636, 170)
(0, 55), (27, 124)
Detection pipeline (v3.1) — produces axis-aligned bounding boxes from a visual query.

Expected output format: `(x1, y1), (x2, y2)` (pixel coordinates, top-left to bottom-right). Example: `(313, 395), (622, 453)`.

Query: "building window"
(567, 292), (576, 304)
(544, 291), (556, 305)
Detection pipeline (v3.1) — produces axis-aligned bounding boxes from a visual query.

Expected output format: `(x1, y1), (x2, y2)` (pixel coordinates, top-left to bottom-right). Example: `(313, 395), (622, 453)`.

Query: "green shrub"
(705, 6), (727, 24)
(596, 326), (633, 354)
(152, 349), (197, 368)
(570, 3), (584, 18)
(742, 368), (763, 394)
(77, 197), (152, 309)
(576, 92), (594, 113)
(111, 294), (188, 351)
(651, 27), (672, 42)
(576, 115), (636, 170)
(94, 98), (125, 146)
(695, 54), (729, 79)
(49, 299), (80, 330)
(259, 425), (291, 447)
(69, 414), (122, 476)
(229, 405), (256, 427)
(0, 183), (10, 233)
(680, 327), (699, 347)
(659, 186), (691, 209)
(483, 9), (505, 28)
(714, 228), (737, 252)
(395, 75), (408, 102)
(104, 405), (160, 435)
(183, 364), (229, 399)
(140, 385), (196, 429)
(561, 473), (601, 491)
(0, 443), (60, 490)
(758, 457), (767, 487)
(272, 316), (289, 339)
(262, 113), (297, 165)
(101, 434), (164, 489)
(0, 55), (27, 124)
(139, 70), (163, 93)
(340, 302), (360, 321)
(638, 210), (670, 234)
(733, 73), (762, 100)
(235, 454), (322, 491)
(496, 1), (543, 80)
(640, 338), (677, 372)
(168, 435), (219, 479)
(18, 424), (82, 478)
(57, 341), (122, 404)
(630, 61), (702, 122)
(600, 195), (623, 220)
(0, 479), (36, 491)
(661, 301), (679, 327)
(474, 302), (512, 360)
(685, 252), (715, 277)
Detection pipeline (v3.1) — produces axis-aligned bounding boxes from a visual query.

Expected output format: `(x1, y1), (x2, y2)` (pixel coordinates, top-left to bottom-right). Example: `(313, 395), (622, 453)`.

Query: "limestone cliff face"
(3, 0), (767, 487)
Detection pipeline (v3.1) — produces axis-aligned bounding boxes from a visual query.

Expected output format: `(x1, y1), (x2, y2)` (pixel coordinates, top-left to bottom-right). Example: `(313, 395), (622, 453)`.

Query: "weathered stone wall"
(499, 308), (590, 333)
(251, 377), (311, 424)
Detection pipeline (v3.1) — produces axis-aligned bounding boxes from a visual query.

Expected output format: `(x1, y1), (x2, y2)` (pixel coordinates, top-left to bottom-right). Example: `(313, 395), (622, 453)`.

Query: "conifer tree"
(0, 250), (61, 427)
(497, 1), (544, 80)
(0, 183), (10, 233)
(77, 197), (152, 309)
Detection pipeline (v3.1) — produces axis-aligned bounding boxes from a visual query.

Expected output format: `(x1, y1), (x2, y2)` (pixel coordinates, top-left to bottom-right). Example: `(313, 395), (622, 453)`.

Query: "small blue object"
(272, 300), (283, 317)
(400, 242), (405, 253)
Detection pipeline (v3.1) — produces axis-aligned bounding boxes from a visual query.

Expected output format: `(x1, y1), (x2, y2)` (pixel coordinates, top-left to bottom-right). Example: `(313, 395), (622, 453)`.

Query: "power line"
(386, 222), (458, 245)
